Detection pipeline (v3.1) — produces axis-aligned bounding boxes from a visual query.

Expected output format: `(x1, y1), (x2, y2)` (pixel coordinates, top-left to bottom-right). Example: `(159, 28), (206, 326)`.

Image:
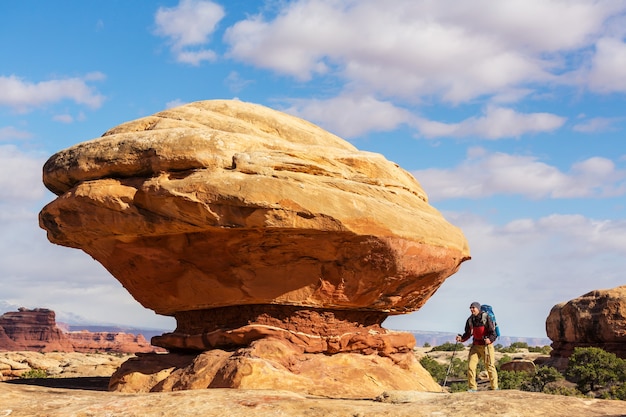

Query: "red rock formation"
(546, 286), (626, 360)
(66, 331), (162, 354)
(0, 308), (74, 352)
(39, 100), (471, 396)
(0, 308), (160, 354)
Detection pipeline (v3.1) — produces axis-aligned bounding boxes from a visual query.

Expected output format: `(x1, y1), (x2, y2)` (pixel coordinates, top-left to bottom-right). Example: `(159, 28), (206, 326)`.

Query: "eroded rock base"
(109, 338), (441, 398)
(152, 305), (414, 355)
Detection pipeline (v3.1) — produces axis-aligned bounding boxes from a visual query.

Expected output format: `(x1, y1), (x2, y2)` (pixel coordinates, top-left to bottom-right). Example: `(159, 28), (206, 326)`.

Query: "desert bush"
(528, 345), (552, 354)
(420, 356), (446, 383)
(498, 370), (530, 390)
(20, 368), (48, 379)
(521, 366), (564, 393)
(448, 381), (469, 392)
(430, 342), (463, 352)
(565, 347), (625, 394)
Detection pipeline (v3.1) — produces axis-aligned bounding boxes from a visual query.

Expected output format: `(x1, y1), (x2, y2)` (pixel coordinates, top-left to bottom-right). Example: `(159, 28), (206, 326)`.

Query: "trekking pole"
(443, 341), (459, 389)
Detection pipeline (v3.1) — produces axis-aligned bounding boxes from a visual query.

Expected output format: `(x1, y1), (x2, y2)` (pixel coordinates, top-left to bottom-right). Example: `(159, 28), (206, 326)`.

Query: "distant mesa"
(0, 307), (160, 354)
(38, 99), (470, 397)
(546, 285), (626, 364)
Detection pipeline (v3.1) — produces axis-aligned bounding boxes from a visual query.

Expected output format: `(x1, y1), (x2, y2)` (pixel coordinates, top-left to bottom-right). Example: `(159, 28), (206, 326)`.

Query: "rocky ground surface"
(2, 381), (626, 417)
(1, 350), (625, 416)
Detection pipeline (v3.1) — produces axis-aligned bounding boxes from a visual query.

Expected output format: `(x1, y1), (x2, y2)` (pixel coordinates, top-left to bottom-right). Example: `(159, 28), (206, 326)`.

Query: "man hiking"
(456, 301), (499, 391)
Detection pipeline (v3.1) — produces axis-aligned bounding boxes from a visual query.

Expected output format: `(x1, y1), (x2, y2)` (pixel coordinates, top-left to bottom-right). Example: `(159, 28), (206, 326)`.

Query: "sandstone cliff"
(0, 308), (160, 354)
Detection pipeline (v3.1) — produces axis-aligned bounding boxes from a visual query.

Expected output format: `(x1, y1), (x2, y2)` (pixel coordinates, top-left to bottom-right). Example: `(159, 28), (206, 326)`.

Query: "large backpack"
(480, 304), (501, 338)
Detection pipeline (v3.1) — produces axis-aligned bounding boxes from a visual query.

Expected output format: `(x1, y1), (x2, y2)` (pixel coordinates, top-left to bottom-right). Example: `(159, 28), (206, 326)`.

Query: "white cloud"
(0, 126), (32, 141)
(0, 145), (47, 202)
(53, 114), (74, 124)
(588, 37), (626, 93)
(0, 74), (105, 113)
(413, 148), (626, 201)
(166, 99), (187, 109)
(224, 0), (625, 103)
(284, 94), (413, 138)
(415, 106), (566, 139)
(387, 211), (626, 337)
(573, 116), (621, 133)
(154, 0), (224, 65)
(224, 71), (254, 93)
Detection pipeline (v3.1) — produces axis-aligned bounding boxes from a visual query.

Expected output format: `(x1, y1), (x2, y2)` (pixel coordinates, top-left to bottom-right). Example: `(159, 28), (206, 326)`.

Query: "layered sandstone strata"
(0, 308), (159, 354)
(546, 286), (626, 359)
(39, 100), (470, 396)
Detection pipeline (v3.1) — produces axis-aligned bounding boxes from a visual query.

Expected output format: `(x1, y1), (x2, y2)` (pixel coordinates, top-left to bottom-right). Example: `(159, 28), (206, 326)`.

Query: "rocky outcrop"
(0, 351), (131, 380)
(66, 331), (160, 354)
(546, 286), (626, 360)
(0, 308), (160, 354)
(109, 338), (440, 397)
(500, 360), (536, 373)
(0, 308), (74, 352)
(39, 99), (470, 396)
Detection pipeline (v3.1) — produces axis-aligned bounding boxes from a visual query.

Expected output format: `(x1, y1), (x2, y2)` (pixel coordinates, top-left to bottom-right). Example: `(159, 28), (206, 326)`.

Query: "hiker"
(455, 301), (499, 391)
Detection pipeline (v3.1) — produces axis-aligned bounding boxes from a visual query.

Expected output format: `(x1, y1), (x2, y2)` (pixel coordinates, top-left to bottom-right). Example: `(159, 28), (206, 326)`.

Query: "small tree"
(521, 366), (564, 393)
(565, 347), (624, 393)
(420, 356), (446, 383)
(499, 370), (530, 390)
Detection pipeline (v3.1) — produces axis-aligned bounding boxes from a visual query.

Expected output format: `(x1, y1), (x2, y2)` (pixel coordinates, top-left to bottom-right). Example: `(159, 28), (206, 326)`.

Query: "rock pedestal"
(546, 285), (626, 360)
(39, 100), (470, 397)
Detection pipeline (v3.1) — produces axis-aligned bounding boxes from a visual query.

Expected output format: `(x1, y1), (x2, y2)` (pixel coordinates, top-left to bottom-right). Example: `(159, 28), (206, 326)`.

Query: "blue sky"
(1, 0), (626, 339)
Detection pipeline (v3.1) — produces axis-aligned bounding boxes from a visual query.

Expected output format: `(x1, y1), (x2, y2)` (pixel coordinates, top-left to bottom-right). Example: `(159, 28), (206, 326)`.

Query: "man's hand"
(484, 338), (491, 345)
(455, 335), (462, 342)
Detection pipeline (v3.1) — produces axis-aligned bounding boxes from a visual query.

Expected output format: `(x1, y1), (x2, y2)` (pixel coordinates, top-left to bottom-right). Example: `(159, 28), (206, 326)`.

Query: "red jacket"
(459, 312), (497, 345)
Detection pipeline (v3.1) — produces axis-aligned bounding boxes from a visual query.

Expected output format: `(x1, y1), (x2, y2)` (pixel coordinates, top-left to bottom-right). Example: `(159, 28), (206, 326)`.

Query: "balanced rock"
(39, 100), (470, 396)
(546, 285), (626, 360)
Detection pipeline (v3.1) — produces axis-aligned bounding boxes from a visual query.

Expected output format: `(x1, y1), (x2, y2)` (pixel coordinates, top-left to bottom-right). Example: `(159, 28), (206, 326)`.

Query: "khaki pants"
(467, 343), (498, 390)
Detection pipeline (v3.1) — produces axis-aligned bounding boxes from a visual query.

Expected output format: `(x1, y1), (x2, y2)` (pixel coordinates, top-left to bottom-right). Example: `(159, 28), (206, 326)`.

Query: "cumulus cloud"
(415, 106), (566, 139)
(0, 126), (32, 141)
(588, 37), (626, 93)
(386, 211), (626, 336)
(0, 145), (47, 202)
(573, 116), (622, 133)
(154, 0), (224, 65)
(224, 0), (624, 103)
(0, 74), (105, 113)
(284, 94), (413, 138)
(413, 148), (626, 201)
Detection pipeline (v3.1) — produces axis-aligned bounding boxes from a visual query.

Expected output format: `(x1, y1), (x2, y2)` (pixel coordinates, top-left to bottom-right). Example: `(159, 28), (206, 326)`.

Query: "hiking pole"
(443, 341), (459, 389)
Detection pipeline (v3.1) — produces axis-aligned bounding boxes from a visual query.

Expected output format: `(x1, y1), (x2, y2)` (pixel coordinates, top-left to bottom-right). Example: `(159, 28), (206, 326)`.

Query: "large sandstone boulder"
(39, 99), (470, 396)
(109, 338), (441, 397)
(546, 286), (626, 360)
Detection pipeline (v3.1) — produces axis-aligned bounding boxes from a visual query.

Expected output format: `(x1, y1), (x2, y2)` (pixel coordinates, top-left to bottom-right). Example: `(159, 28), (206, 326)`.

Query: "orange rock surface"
(546, 285), (626, 359)
(39, 100), (470, 395)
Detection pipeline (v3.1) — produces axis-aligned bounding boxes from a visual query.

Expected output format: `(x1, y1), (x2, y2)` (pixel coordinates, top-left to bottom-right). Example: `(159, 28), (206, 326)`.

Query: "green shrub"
(521, 366), (564, 393)
(499, 370), (531, 390)
(566, 347), (625, 394)
(420, 355), (447, 383)
(20, 368), (48, 379)
(528, 345), (552, 354)
(448, 382), (468, 392)
(430, 342), (463, 352)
